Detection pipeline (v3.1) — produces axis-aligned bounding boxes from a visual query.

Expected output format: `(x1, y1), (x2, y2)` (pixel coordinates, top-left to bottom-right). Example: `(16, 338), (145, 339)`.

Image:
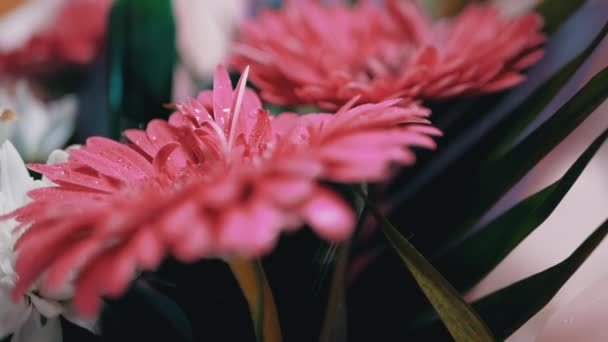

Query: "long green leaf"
(107, 0), (176, 138)
(535, 0), (587, 35)
(475, 218), (608, 339)
(100, 282), (194, 342)
(319, 187), (366, 342)
(365, 198), (495, 341)
(390, 21), (607, 204)
(387, 24), (608, 255)
(476, 66), (608, 214)
(319, 242), (350, 342)
(436, 128), (608, 292)
(411, 218), (608, 340)
(436, 65), (608, 251)
(490, 22), (608, 158)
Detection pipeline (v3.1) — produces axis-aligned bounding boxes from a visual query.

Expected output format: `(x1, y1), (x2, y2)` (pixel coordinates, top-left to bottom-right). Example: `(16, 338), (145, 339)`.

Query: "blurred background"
(0, 1), (606, 341)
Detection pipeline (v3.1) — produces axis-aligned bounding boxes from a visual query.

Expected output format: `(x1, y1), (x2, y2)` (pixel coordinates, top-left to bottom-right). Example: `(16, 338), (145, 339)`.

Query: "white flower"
(0, 0), (64, 53)
(0, 80), (76, 162)
(173, 0), (246, 82)
(0, 140), (94, 342)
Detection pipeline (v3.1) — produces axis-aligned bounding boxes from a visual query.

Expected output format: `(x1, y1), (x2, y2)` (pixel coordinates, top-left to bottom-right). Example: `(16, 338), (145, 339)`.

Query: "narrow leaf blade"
(535, 0), (587, 34)
(477, 66), (608, 214)
(107, 0), (177, 138)
(412, 218), (608, 340)
(490, 22), (608, 158)
(387, 25), (608, 255)
(366, 199), (495, 341)
(436, 128), (608, 292)
(228, 258), (282, 342)
(320, 242), (350, 342)
(100, 282), (194, 342)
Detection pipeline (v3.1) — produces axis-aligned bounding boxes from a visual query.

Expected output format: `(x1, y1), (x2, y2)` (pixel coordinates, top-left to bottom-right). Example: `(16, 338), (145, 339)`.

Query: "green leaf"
(417, 0), (488, 18)
(535, 0), (587, 35)
(411, 217), (608, 340)
(490, 22), (608, 158)
(228, 259), (282, 342)
(107, 0), (177, 138)
(386, 24), (608, 256)
(434, 65), (608, 252)
(476, 218), (608, 339)
(40, 314), (47, 327)
(319, 242), (350, 342)
(38, 68), (89, 98)
(364, 197), (495, 342)
(100, 282), (194, 342)
(474, 65), (608, 218)
(436, 128), (608, 292)
(319, 186), (365, 342)
(418, 0), (582, 32)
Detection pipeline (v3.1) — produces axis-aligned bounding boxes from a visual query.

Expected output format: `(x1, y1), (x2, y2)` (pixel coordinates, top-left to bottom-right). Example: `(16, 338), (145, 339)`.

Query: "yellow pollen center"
(0, 109), (18, 122)
(0, 0), (26, 16)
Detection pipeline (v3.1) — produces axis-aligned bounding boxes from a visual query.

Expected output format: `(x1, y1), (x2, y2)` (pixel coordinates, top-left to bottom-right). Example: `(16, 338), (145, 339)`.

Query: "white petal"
(0, 84), (18, 144)
(40, 146), (77, 186)
(28, 295), (63, 318)
(61, 301), (99, 334)
(492, 0), (541, 17)
(39, 95), (77, 159)
(0, 0), (64, 52)
(173, 0), (246, 81)
(10, 313), (62, 342)
(0, 121), (16, 146)
(0, 286), (32, 338)
(0, 141), (32, 208)
(44, 149), (70, 166)
(12, 81), (49, 162)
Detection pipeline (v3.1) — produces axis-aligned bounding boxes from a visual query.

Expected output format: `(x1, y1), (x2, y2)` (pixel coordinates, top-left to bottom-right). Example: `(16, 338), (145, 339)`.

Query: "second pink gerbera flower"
(8, 65), (440, 316)
(231, 0), (545, 109)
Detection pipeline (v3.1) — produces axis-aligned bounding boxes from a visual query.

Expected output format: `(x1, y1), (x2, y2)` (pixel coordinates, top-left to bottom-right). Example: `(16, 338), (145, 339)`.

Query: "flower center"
(0, 0), (26, 16)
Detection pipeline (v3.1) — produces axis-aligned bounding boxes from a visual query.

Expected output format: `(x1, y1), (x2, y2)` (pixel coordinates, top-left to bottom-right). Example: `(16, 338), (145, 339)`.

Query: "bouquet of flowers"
(0, 0), (607, 341)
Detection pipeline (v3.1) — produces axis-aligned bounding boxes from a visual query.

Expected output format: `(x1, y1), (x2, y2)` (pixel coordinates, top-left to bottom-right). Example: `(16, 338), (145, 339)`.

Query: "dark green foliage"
(107, 0), (177, 138)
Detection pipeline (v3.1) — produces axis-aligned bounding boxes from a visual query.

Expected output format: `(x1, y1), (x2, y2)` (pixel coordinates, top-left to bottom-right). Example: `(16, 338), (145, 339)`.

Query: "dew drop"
(562, 318), (574, 325)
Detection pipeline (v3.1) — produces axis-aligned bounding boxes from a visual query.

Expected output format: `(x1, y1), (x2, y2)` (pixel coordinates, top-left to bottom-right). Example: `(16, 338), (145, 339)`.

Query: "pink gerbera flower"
(231, 0), (545, 109)
(0, 0), (112, 76)
(7, 65), (440, 316)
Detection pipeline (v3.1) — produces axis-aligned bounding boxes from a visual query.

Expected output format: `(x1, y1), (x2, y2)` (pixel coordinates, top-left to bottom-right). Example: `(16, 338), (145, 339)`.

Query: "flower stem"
(228, 258), (282, 342)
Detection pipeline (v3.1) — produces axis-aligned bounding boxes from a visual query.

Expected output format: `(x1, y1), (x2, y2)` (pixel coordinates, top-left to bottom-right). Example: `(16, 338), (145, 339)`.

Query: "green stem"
(228, 258), (282, 342)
